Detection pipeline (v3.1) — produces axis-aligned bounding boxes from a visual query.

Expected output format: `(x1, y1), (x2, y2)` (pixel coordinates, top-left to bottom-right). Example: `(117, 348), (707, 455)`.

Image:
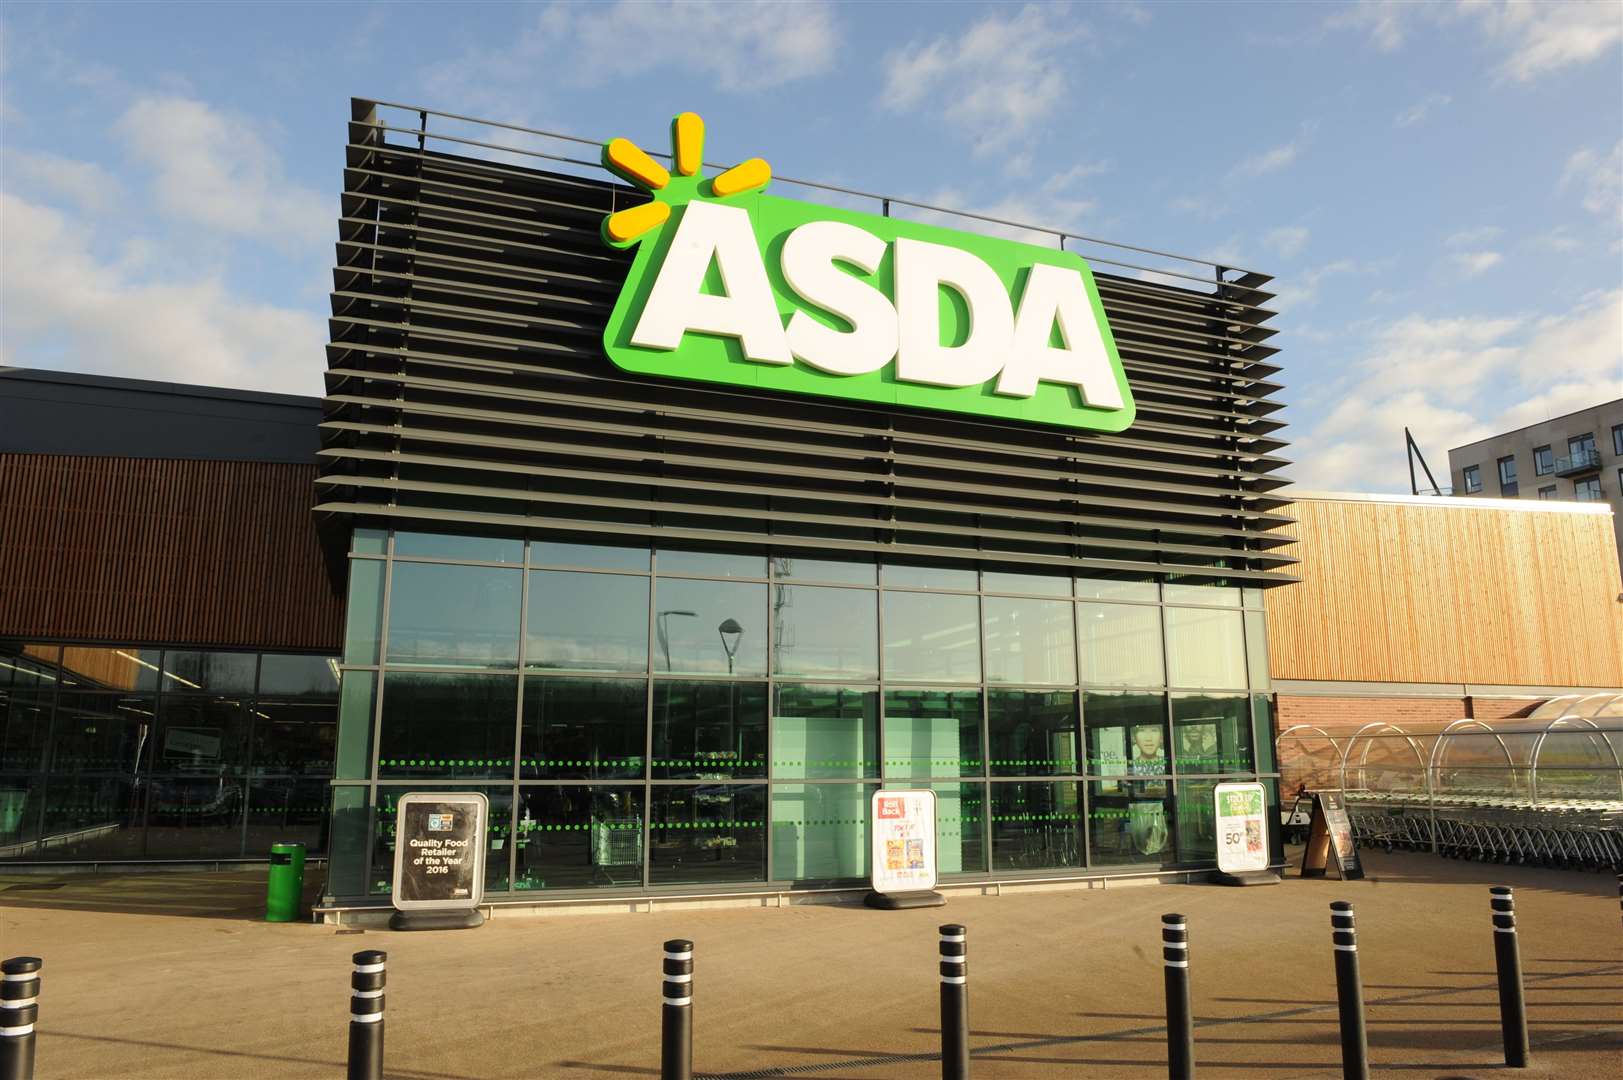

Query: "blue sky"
(2, 1), (1619, 491)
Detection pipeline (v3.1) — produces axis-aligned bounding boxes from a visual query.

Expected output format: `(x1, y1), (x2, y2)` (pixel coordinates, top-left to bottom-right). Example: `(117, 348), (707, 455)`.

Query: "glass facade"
(0, 643), (339, 862)
(331, 531), (1276, 898)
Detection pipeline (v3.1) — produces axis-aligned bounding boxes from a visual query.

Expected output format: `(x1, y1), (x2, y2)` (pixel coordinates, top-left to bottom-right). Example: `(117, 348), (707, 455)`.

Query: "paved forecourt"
(2, 849), (1619, 1079)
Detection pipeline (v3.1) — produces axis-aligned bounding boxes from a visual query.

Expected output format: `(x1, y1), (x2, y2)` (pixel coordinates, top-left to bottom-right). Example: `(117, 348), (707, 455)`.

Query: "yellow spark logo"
(600, 112), (771, 248)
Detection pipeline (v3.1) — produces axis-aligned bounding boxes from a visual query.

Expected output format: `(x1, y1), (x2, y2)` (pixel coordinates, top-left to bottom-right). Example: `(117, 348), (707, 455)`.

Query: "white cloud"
(0, 193), (326, 395)
(1268, 258), (1362, 311)
(1529, 225), (1583, 253)
(881, 4), (1087, 154)
(1290, 289), (1623, 491)
(1562, 140), (1623, 222)
(1168, 194), (1227, 219)
(114, 95), (329, 254)
(1331, 1), (1623, 83)
(1264, 226), (1310, 259)
(1450, 250), (1503, 277)
(1232, 141), (1300, 178)
(1394, 92), (1452, 127)
(896, 186), (1091, 247)
(4, 149), (121, 213)
(1444, 225), (1502, 247)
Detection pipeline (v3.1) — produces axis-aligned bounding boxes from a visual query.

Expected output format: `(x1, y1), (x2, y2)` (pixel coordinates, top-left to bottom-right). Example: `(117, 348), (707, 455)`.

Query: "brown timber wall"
(0, 454), (342, 651)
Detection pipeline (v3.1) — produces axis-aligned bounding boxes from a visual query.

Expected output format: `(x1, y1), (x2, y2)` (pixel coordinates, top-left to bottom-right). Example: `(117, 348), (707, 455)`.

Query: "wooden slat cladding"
(319, 102), (1295, 584)
(1264, 497), (1623, 687)
(0, 454), (342, 651)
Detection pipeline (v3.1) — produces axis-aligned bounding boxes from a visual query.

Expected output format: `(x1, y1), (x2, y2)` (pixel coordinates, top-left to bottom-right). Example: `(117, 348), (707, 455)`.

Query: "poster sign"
(1213, 781), (1270, 875)
(1301, 790), (1364, 880)
(870, 789), (937, 894)
(391, 792), (488, 910)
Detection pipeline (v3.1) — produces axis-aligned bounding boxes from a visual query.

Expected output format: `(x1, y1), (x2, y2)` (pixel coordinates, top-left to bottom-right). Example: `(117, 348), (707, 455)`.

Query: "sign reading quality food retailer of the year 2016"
(870, 789), (938, 894)
(391, 791), (488, 911)
(597, 112), (1134, 432)
(1213, 781), (1270, 876)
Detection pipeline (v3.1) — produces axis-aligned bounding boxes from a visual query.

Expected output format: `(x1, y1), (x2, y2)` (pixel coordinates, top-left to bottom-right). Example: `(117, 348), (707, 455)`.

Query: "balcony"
(1553, 448), (1601, 477)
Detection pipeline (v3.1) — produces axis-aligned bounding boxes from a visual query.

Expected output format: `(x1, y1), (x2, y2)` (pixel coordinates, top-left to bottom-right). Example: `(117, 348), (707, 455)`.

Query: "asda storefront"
(318, 101), (1291, 905)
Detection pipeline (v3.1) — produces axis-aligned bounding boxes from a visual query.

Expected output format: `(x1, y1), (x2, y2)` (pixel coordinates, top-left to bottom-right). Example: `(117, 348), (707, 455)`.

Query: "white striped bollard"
(661, 938), (693, 1080)
(1490, 887), (1529, 1068)
(1329, 901), (1368, 1080)
(939, 924), (969, 1080)
(348, 949), (386, 1080)
(0, 958), (41, 1080)
(1162, 914), (1193, 1080)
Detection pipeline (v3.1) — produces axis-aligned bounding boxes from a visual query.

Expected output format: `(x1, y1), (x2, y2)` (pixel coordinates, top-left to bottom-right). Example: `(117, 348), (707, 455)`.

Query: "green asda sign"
(599, 113), (1133, 431)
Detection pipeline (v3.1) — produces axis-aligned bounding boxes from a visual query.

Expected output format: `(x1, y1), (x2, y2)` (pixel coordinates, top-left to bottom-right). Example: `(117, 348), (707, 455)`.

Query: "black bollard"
(661, 938), (693, 1080)
(0, 957), (41, 1080)
(348, 950), (386, 1080)
(1162, 914), (1194, 1080)
(1330, 902), (1369, 1080)
(1616, 873), (1621, 932)
(1490, 887), (1530, 1068)
(939, 924), (969, 1080)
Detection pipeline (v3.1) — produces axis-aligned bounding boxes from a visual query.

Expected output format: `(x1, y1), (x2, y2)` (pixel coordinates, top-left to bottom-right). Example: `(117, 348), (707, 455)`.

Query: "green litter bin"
(265, 842), (306, 922)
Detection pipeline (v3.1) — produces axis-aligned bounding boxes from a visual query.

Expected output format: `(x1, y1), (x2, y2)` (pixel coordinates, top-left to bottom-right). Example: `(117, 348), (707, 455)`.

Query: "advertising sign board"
(598, 112), (1133, 432)
(391, 792), (488, 911)
(870, 789), (938, 895)
(1213, 781), (1270, 875)
(1301, 790), (1365, 880)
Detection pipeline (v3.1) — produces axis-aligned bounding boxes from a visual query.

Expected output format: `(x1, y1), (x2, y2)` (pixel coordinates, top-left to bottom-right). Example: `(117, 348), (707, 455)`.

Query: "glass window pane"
(39, 778), (146, 860)
(657, 549), (766, 578)
(1165, 608), (1246, 690)
(773, 585), (878, 680)
(990, 781), (1083, 870)
(1076, 577), (1157, 602)
(0, 643), (58, 688)
(771, 783), (872, 881)
(244, 777), (330, 855)
(773, 684), (878, 779)
(394, 530), (523, 563)
(882, 689), (982, 779)
(882, 593), (981, 683)
(58, 647), (162, 691)
(326, 786), (370, 896)
(987, 690), (1079, 777)
(1162, 583), (1242, 607)
(343, 561), (385, 665)
(1087, 779), (1172, 866)
(50, 693), (153, 774)
(162, 652), (257, 694)
(1174, 779), (1218, 863)
(887, 780), (985, 875)
(532, 540), (649, 572)
(370, 786), (512, 895)
(387, 563), (521, 669)
(652, 681), (767, 779)
(0, 774), (46, 857)
(1241, 586), (1264, 609)
(258, 655), (342, 699)
(1084, 691), (1167, 780)
(515, 785), (644, 890)
(652, 579), (766, 676)
(649, 785), (766, 885)
(983, 596), (1075, 685)
(527, 571), (650, 673)
(1171, 693), (1253, 775)
(521, 677), (646, 780)
(376, 673), (518, 780)
(772, 555), (875, 585)
(250, 700), (337, 777)
(145, 773), (246, 857)
(351, 526), (386, 555)
(1244, 611), (1270, 689)
(982, 570), (1071, 596)
(882, 563), (977, 590)
(0, 687), (52, 773)
(153, 696), (252, 775)
(1078, 603), (1164, 688)
(1252, 695), (1277, 775)
(334, 672), (376, 781)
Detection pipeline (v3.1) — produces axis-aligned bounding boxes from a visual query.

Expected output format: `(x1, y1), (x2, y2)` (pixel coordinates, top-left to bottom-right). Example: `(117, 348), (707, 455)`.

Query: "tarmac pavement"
(1, 848), (1619, 1079)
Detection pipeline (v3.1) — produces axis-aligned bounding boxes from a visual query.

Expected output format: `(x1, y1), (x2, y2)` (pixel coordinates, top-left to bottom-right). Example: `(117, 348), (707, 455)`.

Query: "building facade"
(1447, 398), (1623, 564)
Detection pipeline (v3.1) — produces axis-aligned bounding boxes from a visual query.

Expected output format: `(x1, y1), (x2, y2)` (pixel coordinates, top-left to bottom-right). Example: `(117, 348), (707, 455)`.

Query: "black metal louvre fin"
(321, 101), (1295, 585)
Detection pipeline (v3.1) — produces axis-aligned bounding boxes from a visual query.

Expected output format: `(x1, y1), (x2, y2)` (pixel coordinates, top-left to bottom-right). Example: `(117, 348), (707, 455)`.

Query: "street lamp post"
(717, 619), (743, 676)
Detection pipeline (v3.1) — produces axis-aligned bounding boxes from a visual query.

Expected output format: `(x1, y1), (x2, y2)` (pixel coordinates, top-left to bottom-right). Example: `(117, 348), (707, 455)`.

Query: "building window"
(1614, 424), (1623, 456)
(1497, 456), (1518, 496)
(1568, 433), (1597, 469)
(1537, 485), (1557, 500)
(1462, 464), (1481, 493)
(1533, 445), (1553, 476)
(1574, 476), (1602, 501)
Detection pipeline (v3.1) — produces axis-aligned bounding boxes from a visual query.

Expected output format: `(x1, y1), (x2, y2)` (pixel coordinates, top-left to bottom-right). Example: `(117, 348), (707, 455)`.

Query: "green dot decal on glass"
(600, 112), (1134, 432)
